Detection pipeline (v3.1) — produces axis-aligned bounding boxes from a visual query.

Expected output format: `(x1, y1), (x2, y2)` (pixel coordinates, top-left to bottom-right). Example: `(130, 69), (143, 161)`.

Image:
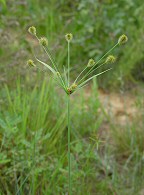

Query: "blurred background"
(0, 0), (144, 194)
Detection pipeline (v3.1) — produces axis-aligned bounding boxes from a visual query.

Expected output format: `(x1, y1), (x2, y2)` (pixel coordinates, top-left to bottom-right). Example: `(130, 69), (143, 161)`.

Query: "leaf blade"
(79, 68), (112, 88)
(35, 58), (56, 74)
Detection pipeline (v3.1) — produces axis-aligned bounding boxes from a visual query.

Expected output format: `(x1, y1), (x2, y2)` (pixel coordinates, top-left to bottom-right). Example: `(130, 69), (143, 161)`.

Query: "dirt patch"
(98, 89), (139, 126)
(84, 86), (143, 126)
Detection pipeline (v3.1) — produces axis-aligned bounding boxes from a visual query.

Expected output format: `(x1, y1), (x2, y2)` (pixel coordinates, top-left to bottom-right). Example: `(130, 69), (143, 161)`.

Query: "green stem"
(78, 62), (106, 85)
(35, 35), (66, 88)
(68, 41), (70, 86)
(67, 94), (71, 195)
(74, 66), (87, 84)
(79, 43), (118, 83)
(32, 131), (36, 195)
(43, 47), (58, 72)
(35, 35), (57, 71)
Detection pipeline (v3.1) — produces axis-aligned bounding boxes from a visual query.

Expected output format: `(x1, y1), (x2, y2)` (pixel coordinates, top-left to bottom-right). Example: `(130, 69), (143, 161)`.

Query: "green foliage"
(0, 0), (6, 6)
(0, 79), (66, 194)
(0, 79), (102, 194)
(0, 78), (144, 194)
(0, 0), (144, 194)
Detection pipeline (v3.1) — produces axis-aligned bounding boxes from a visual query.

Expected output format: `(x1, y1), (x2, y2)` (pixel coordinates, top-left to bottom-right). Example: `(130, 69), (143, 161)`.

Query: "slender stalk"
(79, 43), (119, 83)
(42, 46), (67, 88)
(78, 68), (112, 88)
(78, 62), (106, 85)
(68, 41), (70, 86)
(32, 131), (36, 195)
(67, 94), (71, 195)
(43, 47), (58, 72)
(67, 38), (71, 194)
(74, 66), (87, 84)
(35, 35), (66, 88)
(35, 35), (57, 72)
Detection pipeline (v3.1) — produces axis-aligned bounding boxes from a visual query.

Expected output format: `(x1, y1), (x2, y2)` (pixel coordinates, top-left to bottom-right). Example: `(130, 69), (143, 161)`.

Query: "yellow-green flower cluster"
(39, 37), (48, 47)
(118, 34), (128, 45)
(56, 72), (60, 76)
(28, 26), (36, 36)
(66, 83), (77, 95)
(105, 55), (116, 64)
(87, 59), (95, 67)
(65, 33), (73, 42)
(27, 59), (35, 67)
(71, 83), (77, 90)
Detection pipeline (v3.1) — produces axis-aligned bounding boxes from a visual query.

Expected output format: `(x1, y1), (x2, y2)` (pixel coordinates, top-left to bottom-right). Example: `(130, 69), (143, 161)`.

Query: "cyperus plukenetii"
(27, 26), (128, 195)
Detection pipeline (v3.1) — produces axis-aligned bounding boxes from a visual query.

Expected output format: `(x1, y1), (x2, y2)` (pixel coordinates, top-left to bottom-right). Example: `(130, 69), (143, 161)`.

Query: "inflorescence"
(27, 26), (128, 95)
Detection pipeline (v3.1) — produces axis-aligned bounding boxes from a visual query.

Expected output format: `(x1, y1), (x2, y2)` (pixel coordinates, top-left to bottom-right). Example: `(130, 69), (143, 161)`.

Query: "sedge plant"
(27, 26), (128, 194)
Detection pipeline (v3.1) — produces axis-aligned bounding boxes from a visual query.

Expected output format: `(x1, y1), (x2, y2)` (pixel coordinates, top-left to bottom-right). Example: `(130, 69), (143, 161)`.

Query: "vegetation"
(27, 25), (127, 195)
(0, 0), (144, 195)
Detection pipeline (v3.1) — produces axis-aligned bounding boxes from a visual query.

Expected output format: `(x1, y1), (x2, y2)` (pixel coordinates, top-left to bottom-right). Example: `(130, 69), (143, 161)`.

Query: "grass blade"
(35, 58), (56, 74)
(79, 68), (112, 88)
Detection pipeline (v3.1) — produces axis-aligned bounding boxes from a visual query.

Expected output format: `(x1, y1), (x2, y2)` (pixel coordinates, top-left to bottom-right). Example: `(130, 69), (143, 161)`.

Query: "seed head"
(105, 55), (116, 64)
(71, 83), (77, 90)
(87, 59), (95, 67)
(56, 72), (60, 76)
(39, 37), (48, 47)
(65, 33), (73, 42)
(118, 34), (128, 45)
(67, 87), (72, 95)
(28, 26), (36, 36)
(27, 59), (35, 67)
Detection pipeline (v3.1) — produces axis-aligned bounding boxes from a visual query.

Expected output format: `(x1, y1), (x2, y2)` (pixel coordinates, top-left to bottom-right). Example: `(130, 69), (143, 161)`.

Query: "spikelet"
(71, 83), (77, 90)
(39, 37), (48, 47)
(118, 34), (128, 45)
(27, 59), (36, 67)
(105, 55), (116, 64)
(28, 26), (36, 36)
(87, 59), (95, 67)
(65, 33), (73, 42)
